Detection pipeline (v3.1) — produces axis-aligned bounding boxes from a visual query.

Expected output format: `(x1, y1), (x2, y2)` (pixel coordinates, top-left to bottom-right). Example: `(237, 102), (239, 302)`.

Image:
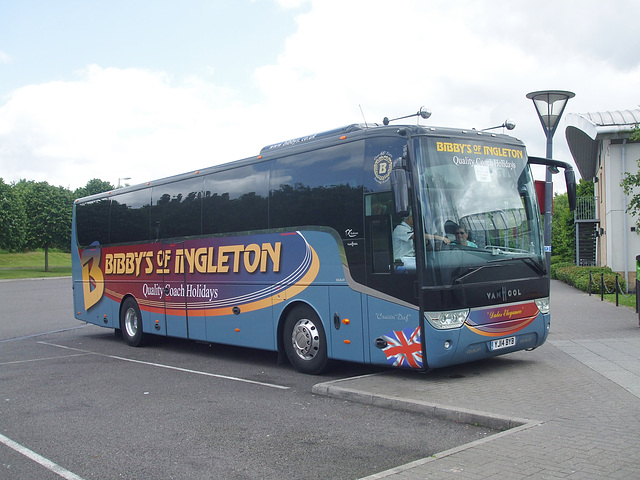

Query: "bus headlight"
(535, 297), (550, 314)
(425, 309), (469, 330)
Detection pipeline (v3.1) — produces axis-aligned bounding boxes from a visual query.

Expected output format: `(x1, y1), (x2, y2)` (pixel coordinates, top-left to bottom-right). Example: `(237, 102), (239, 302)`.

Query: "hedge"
(550, 262), (626, 294)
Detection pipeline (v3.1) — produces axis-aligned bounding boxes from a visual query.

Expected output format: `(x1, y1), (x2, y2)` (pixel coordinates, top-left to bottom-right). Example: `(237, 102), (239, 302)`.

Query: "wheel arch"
(276, 300), (326, 358)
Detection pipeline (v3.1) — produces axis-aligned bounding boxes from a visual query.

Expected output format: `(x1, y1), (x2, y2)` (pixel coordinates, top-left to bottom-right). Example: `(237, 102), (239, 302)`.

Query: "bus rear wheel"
(283, 305), (329, 375)
(120, 298), (145, 347)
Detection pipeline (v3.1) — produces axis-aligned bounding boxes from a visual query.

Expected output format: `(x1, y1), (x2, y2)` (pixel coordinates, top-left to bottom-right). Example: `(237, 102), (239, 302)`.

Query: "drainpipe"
(623, 139), (629, 293)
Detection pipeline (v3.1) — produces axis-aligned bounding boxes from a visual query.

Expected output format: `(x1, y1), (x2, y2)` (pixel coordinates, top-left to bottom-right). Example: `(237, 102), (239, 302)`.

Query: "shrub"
(550, 262), (575, 281)
(553, 264), (626, 293)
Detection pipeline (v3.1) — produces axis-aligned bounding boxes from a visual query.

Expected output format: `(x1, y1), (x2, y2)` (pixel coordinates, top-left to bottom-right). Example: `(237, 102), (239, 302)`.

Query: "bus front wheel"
(283, 305), (329, 375)
(120, 298), (145, 347)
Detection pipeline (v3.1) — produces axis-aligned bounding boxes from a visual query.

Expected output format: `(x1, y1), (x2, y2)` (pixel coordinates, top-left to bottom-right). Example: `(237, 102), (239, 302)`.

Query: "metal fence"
(575, 196), (597, 221)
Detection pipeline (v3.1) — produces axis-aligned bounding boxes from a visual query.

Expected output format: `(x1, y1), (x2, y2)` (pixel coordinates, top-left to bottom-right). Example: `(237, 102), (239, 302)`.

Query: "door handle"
(374, 337), (388, 349)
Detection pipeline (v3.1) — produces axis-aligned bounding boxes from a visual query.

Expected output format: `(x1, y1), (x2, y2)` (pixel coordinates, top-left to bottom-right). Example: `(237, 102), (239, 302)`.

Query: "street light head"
(117, 177), (132, 188)
(526, 90), (575, 136)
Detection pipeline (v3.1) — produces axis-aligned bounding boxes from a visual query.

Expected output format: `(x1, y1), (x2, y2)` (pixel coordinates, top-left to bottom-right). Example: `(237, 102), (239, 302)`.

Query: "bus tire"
(283, 305), (329, 375)
(120, 298), (145, 347)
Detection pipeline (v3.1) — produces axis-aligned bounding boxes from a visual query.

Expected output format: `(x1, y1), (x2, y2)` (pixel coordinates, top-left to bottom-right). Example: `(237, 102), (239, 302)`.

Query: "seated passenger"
(452, 226), (477, 247)
(393, 214), (450, 260)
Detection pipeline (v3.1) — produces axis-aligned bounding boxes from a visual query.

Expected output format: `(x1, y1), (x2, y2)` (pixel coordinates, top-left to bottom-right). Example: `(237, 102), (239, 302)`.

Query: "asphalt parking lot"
(1, 278), (496, 480)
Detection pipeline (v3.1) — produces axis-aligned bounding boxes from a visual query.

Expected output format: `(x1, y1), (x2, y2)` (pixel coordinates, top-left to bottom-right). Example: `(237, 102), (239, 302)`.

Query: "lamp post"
(526, 90), (575, 273)
(117, 177), (131, 188)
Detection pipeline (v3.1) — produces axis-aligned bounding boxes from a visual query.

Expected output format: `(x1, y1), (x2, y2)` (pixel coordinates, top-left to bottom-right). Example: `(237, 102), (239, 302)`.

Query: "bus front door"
(162, 241), (189, 339)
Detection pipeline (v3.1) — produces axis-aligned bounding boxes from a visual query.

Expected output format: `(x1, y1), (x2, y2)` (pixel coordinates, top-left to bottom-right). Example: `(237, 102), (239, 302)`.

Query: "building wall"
(600, 139), (640, 286)
(597, 144), (606, 268)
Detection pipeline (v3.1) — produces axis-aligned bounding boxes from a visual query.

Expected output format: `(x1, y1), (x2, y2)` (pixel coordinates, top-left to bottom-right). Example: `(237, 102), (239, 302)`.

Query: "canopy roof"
(565, 109), (640, 179)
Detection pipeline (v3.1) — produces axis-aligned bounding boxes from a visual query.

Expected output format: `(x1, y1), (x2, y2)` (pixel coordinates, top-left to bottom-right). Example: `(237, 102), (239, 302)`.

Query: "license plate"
(490, 336), (516, 351)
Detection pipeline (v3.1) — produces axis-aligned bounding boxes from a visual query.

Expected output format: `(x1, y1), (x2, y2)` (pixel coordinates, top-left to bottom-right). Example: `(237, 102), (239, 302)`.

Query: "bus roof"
(260, 123), (523, 154)
(260, 124), (370, 153)
(75, 122), (524, 204)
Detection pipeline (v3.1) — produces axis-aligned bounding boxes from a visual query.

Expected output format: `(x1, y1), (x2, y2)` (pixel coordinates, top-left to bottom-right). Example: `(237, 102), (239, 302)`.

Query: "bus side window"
(203, 164), (269, 235)
(151, 177), (204, 240)
(76, 198), (111, 247)
(110, 190), (152, 244)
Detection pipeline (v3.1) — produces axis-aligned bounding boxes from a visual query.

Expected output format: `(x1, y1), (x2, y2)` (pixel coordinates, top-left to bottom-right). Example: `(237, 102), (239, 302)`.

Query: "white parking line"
(0, 433), (86, 480)
(38, 341), (290, 390)
(0, 324), (89, 343)
(0, 353), (90, 366)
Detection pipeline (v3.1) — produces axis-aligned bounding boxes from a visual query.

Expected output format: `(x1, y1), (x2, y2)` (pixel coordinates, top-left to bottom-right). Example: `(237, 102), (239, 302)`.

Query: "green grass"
(0, 249), (72, 279)
(598, 292), (637, 310)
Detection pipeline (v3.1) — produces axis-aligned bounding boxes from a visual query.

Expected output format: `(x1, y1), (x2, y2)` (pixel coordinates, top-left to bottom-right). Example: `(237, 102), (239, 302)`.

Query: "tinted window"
(269, 141), (364, 237)
(364, 137), (407, 194)
(203, 163), (269, 235)
(76, 198), (111, 247)
(109, 190), (152, 244)
(151, 177), (203, 239)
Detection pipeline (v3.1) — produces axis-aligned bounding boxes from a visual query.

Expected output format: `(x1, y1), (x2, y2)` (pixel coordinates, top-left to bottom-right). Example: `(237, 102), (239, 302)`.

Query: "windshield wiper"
(450, 255), (544, 285)
(487, 256), (545, 275)
(451, 266), (484, 284)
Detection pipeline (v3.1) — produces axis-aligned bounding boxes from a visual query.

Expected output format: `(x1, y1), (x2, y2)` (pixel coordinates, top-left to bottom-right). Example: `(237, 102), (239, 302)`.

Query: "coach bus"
(71, 114), (576, 374)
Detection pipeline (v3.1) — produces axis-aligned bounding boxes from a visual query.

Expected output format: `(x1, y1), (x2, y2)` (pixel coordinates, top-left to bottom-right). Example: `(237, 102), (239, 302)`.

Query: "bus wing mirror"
(565, 168), (577, 211)
(391, 168), (410, 216)
(528, 156), (577, 211)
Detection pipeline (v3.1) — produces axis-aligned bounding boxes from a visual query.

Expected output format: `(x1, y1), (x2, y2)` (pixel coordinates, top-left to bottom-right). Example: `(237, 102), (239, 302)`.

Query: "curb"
(313, 375), (544, 479)
(312, 375), (538, 432)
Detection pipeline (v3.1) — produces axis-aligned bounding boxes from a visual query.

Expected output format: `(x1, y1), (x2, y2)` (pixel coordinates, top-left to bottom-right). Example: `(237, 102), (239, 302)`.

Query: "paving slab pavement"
(314, 280), (640, 479)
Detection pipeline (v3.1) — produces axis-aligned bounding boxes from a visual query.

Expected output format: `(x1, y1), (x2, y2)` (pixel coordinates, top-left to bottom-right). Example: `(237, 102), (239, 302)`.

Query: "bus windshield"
(413, 136), (544, 286)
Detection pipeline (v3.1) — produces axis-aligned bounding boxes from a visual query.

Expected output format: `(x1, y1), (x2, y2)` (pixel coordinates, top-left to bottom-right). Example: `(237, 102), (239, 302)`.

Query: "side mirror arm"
(528, 156), (577, 211)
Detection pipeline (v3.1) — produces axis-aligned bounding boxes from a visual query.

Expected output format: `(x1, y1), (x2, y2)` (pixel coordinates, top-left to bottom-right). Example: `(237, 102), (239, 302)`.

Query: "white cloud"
(271, 0), (310, 9)
(253, 0), (640, 169)
(1, 0), (639, 191)
(0, 65), (254, 189)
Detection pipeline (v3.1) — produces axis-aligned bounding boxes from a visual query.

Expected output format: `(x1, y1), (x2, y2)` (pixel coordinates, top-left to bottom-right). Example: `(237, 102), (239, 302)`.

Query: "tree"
(0, 178), (26, 251)
(0, 177), (114, 264)
(551, 179), (594, 263)
(620, 125), (640, 231)
(551, 192), (574, 262)
(577, 178), (594, 198)
(13, 180), (74, 271)
(74, 178), (114, 199)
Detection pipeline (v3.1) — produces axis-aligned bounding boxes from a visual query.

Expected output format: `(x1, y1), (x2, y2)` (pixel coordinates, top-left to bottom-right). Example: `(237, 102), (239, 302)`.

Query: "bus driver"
(393, 214), (450, 260)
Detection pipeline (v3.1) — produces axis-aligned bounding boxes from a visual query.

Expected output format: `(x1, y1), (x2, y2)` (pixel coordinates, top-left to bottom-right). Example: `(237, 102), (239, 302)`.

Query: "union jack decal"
(382, 327), (423, 369)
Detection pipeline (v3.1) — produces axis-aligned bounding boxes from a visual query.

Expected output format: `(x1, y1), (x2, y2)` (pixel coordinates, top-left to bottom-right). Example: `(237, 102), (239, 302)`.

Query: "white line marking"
(0, 433), (86, 480)
(0, 353), (90, 366)
(0, 324), (88, 343)
(38, 341), (290, 390)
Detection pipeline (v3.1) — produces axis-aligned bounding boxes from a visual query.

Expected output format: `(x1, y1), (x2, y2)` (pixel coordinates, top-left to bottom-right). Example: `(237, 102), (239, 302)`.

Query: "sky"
(1, 0), (639, 192)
